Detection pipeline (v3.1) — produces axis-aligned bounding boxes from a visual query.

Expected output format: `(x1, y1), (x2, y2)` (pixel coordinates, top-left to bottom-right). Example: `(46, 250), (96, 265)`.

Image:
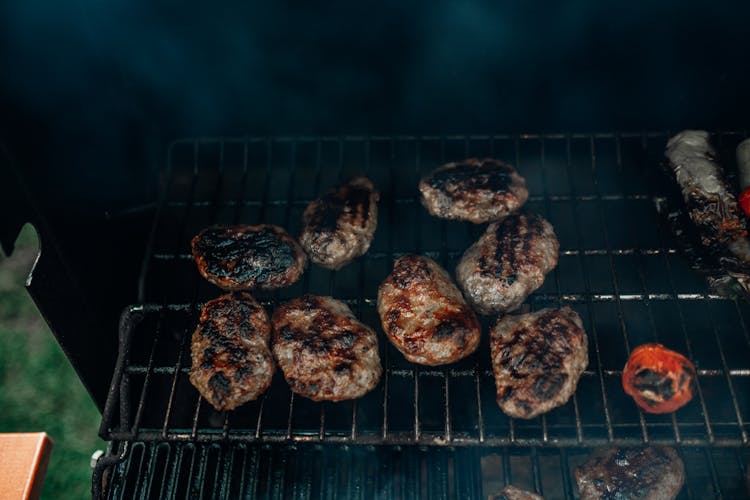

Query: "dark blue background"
(2, 1), (749, 138)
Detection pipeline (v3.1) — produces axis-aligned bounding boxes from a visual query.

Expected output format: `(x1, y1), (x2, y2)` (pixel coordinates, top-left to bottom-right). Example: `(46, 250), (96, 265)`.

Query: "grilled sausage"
(575, 447), (685, 500)
(377, 255), (481, 365)
(419, 158), (528, 223)
(665, 130), (750, 295)
(666, 130), (749, 248)
(300, 177), (379, 270)
(189, 292), (275, 411)
(191, 224), (307, 290)
(490, 307), (588, 419)
(272, 295), (382, 402)
(456, 212), (559, 315)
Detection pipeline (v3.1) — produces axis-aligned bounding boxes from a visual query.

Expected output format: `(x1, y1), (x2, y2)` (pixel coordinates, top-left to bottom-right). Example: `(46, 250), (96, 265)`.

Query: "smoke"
(2, 0), (750, 139)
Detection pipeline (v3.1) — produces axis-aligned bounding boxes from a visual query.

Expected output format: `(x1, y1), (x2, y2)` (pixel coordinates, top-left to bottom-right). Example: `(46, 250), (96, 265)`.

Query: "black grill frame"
(94, 131), (750, 498)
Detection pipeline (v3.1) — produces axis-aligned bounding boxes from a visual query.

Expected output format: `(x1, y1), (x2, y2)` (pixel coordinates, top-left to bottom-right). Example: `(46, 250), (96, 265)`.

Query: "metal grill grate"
(98, 442), (750, 499)
(101, 132), (750, 448)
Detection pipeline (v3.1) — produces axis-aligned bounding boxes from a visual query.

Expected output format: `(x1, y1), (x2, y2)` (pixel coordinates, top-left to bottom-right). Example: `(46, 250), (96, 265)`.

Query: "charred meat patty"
(272, 295), (382, 402)
(575, 446), (685, 500)
(189, 292), (275, 411)
(377, 255), (481, 365)
(300, 176), (379, 270)
(191, 224), (307, 290)
(419, 158), (529, 223)
(456, 212), (559, 315)
(490, 307), (588, 419)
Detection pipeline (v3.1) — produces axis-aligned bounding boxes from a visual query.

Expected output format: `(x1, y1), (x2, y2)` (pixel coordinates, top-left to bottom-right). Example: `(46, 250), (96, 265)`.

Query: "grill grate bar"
(733, 300), (750, 360)
(704, 447), (724, 498)
(167, 131), (703, 147)
(538, 136), (575, 445)
(126, 293), (734, 312)
(253, 140), (275, 441)
(163, 193), (654, 210)
(157, 143), (204, 440)
(123, 364), (750, 378)
(560, 448), (576, 500)
(530, 447), (544, 497)
(151, 246), (680, 261)
(351, 139), (372, 442)
(591, 136), (650, 443)
(282, 140), (300, 443)
(130, 311), (163, 435)
(706, 301), (749, 444)
(441, 137), (452, 443)
(565, 135), (615, 442)
(106, 429), (750, 448)
(634, 135), (687, 444)
(413, 137), (422, 442)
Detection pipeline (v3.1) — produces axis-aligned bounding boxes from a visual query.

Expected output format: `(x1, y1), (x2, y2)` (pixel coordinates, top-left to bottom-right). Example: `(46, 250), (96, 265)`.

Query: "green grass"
(0, 225), (105, 499)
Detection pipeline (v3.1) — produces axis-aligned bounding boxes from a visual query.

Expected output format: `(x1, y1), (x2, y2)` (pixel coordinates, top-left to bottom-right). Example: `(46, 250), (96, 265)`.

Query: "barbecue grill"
(2, 2), (750, 498)
(95, 133), (750, 497)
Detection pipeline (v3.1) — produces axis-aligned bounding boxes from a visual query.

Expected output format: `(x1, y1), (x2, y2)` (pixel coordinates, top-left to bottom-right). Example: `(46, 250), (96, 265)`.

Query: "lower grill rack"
(96, 442), (750, 499)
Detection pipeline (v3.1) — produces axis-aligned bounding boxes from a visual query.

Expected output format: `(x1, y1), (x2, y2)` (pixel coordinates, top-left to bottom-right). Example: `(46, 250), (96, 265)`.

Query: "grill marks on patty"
(419, 158), (529, 223)
(189, 292), (275, 411)
(300, 177), (379, 270)
(377, 255), (481, 366)
(191, 224), (307, 290)
(485, 211), (547, 279)
(575, 446), (685, 500)
(456, 212), (559, 315)
(490, 307), (588, 419)
(272, 295), (382, 402)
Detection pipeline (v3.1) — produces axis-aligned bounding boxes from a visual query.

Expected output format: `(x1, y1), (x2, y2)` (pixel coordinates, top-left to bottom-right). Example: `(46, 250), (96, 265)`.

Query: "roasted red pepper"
(622, 343), (697, 414)
(739, 187), (750, 218)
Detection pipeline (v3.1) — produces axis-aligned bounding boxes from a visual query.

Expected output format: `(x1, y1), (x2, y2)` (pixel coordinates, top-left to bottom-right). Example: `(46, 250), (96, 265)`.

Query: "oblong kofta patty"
(191, 224), (307, 290)
(272, 294), (382, 402)
(377, 255), (481, 366)
(189, 292), (275, 411)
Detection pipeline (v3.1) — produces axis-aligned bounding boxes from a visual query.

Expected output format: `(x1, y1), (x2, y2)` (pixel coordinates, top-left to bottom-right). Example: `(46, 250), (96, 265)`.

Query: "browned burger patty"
(490, 307), (588, 419)
(191, 224), (307, 290)
(456, 212), (559, 315)
(575, 447), (685, 500)
(189, 292), (275, 411)
(490, 485), (544, 500)
(419, 158), (529, 223)
(300, 176), (379, 270)
(377, 255), (481, 365)
(271, 295), (382, 401)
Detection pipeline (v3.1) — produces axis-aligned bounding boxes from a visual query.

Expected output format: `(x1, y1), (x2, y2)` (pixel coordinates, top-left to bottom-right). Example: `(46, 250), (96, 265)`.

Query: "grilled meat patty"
(272, 295), (382, 401)
(456, 212), (559, 315)
(490, 307), (588, 419)
(377, 255), (481, 365)
(189, 292), (275, 411)
(575, 447), (685, 500)
(490, 485), (543, 500)
(192, 224), (307, 290)
(300, 176), (379, 270)
(419, 158), (528, 223)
